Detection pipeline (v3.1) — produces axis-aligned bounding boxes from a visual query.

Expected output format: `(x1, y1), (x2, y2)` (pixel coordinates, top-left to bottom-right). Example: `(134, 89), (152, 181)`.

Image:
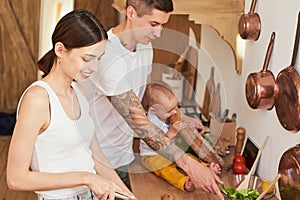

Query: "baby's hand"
(186, 116), (205, 135)
(167, 121), (186, 140)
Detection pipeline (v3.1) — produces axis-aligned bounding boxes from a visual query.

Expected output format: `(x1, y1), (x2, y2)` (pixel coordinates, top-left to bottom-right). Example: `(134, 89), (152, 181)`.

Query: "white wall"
(195, 0), (300, 180)
(38, 0), (74, 78)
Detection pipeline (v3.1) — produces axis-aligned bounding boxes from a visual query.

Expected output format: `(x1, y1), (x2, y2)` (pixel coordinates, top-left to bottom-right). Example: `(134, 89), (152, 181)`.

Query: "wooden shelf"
(172, 0), (245, 74)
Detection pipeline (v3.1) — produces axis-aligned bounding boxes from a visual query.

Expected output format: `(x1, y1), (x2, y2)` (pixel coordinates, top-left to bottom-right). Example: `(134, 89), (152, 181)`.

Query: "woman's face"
(62, 40), (107, 82)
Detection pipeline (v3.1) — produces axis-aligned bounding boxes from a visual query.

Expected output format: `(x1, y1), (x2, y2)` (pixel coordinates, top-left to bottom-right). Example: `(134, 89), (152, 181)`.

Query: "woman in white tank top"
(6, 9), (134, 200)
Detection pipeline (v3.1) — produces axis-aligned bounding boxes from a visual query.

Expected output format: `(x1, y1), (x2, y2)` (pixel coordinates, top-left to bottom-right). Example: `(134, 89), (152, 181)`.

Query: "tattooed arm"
(109, 90), (184, 162)
(109, 90), (225, 200)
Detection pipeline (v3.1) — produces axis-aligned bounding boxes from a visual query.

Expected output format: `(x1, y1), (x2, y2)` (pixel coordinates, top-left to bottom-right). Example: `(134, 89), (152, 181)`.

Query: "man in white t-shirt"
(79, 0), (224, 199)
(79, 29), (153, 181)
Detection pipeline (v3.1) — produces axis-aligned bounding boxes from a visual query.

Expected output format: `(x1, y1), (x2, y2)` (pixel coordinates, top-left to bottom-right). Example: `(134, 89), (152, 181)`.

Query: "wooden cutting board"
(200, 67), (215, 121)
(211, 83), (221, 119)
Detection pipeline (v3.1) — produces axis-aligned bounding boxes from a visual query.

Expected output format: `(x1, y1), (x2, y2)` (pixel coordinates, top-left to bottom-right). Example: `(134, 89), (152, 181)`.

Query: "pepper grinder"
(235, 127), (246, 155)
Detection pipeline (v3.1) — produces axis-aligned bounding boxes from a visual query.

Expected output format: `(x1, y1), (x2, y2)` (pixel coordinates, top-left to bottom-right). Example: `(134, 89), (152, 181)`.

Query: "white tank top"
(17, 81), (96, 198)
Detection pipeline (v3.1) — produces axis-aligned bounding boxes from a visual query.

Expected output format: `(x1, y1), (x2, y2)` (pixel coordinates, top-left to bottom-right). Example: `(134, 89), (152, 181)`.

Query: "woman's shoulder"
(20, 84), (50, 109)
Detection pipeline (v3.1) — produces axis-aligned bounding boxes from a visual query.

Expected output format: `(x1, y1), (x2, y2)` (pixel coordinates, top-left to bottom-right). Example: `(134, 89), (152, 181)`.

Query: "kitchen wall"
(38, 0), (74, 79)
(194, 0), (300, 180)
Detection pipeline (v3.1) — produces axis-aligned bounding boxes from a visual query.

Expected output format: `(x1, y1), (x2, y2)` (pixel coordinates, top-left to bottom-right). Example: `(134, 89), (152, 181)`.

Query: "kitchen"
(0, 0), (300, 199)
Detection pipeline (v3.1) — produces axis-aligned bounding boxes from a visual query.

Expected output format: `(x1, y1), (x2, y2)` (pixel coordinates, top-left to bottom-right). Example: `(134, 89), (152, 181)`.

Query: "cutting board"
(200, 67), (215, 121)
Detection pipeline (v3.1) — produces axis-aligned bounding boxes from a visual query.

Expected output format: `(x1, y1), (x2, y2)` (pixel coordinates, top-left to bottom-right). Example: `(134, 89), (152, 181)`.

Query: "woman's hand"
(90, 134), (136, 199)
(85, 174), (115, 199)
(86, 172), (135, 200)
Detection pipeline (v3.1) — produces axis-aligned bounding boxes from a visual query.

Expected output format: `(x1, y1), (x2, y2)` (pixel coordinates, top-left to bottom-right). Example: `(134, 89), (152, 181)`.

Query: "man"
(79, 0), (224, 199)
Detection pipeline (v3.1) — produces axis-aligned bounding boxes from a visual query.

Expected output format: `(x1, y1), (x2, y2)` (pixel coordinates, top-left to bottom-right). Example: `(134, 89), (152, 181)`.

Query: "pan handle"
(291, 12), (300, 67)
(249, 0), (258, 14)
(262, 32), (275, 73)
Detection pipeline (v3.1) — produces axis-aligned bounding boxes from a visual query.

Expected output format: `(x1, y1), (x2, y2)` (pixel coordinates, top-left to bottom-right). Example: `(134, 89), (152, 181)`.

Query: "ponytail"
(36, 9), (107, 78)
(36, 49), (56, 78)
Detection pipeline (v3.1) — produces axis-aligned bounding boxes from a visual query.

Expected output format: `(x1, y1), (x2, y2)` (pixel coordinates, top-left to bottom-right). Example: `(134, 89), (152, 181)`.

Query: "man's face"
(130, 8), (171, 44)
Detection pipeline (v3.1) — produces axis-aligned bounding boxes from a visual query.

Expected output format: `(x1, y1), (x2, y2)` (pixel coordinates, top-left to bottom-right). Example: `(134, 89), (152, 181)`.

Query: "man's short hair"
(126, 0), (173, 17)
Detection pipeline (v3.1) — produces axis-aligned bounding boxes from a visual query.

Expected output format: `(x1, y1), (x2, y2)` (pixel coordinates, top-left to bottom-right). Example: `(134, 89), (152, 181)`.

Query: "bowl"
(221, 174), (275, 200)
(279, 168), (300, 200)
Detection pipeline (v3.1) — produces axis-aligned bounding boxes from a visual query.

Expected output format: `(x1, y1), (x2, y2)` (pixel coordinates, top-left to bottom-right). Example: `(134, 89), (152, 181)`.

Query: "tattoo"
(110, 90), (185, 162)
(178, 126), (224, 166)
(180, 113), (225, 166)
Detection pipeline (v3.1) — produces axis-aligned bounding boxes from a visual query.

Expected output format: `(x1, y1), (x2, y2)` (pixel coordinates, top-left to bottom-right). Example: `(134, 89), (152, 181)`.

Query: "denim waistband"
(38, 189), (97, 200)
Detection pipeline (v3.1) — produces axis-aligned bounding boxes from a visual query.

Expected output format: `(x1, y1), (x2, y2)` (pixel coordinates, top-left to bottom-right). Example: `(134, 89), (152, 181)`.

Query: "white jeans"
(38, 189), (98, 200)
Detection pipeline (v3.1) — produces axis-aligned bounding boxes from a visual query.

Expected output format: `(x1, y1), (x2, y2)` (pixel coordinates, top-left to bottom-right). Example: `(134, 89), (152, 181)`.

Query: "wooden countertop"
(128, 156), (219, 200)
(128, 146), (235, 200)
(128, 147), (280, 200)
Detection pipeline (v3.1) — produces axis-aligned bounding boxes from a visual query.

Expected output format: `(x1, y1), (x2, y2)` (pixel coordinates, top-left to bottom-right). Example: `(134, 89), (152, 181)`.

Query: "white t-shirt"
(18, 81), (95, 198)
(79, 29), (153, 168)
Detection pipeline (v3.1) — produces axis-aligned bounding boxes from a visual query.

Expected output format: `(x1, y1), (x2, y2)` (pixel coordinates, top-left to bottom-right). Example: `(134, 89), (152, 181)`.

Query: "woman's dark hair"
(126, 0), (173, 17)
(37, 9), (108, 77)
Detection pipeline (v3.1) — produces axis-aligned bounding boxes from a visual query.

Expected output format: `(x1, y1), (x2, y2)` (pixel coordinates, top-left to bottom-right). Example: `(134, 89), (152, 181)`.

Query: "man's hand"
(177, 154), (224, 200)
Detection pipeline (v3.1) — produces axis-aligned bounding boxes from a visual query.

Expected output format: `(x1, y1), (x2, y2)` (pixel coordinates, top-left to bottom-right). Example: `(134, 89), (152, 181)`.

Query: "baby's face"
(152, 95), (179, 122)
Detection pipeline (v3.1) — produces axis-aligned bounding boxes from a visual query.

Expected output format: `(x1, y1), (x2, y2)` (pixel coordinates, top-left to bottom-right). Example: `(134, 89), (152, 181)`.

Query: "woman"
(6, 9), (134, 200)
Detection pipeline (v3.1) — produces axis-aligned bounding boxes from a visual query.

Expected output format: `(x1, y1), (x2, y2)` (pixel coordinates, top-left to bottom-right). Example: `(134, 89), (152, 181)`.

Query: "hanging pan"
(245, 32), (276, 110)
(274, 12), (300, 133)
(238, 0), (261, 41)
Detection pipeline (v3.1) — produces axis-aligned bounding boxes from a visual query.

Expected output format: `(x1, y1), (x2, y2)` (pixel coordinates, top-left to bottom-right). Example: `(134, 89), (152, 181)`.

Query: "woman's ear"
(54, 42), (66, 58)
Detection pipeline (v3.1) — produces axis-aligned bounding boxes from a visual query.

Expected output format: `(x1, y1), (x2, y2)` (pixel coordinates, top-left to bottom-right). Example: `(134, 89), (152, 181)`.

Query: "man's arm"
(109, 90), (224, 199)
(180, 114), (225, 166)
(109, 90), (184, 162)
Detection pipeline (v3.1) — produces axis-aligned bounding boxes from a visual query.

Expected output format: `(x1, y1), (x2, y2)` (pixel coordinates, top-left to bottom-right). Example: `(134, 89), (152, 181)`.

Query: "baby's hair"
(142, 81), (177, 111)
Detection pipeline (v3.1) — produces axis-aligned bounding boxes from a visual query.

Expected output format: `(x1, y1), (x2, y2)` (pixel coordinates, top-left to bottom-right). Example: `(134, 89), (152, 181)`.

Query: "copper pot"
(274, 12), (300, 132)
(245, 32), (276, 110)
(238, 0), (261, 41)
(278, 144), (300, 200)
(278, 144), (300, 172)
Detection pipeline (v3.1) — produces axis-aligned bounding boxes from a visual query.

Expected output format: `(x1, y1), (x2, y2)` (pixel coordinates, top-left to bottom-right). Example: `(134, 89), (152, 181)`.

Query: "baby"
(140, 82), (221, 192)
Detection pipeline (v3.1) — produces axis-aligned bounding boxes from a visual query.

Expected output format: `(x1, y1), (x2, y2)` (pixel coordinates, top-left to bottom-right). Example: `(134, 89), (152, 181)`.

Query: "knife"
(115, 192), (136, 200)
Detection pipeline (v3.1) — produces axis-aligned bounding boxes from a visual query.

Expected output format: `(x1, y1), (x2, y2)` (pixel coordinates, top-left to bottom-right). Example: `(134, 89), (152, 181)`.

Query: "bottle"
(235, 127), (246, 155)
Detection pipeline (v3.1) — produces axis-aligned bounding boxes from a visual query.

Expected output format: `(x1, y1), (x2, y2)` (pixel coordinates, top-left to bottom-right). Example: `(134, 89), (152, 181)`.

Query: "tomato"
(233, 162), (247, 174)
(233, 155), (246, 164)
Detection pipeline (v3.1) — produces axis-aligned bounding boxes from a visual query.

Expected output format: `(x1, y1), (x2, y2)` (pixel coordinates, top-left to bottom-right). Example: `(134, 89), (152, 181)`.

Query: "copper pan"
(274, 12), (300, 132)
(245, 32), (276, 110)
(238, 0), (261, 41)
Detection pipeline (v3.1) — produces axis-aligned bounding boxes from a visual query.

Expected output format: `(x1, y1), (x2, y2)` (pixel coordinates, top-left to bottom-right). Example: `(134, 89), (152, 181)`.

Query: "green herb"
(221, 185), (262, 200)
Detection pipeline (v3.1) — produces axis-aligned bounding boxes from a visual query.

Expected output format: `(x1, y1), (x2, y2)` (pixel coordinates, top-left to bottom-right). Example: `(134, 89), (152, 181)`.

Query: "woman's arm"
(89, 134), (134, 199)
(6, 87), (115, 198)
